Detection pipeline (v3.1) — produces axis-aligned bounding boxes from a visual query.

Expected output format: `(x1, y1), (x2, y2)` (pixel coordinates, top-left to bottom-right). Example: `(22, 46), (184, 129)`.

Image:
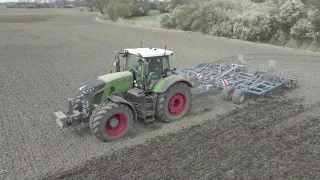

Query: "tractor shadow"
(67, 91), (227, 139)
(68, 87), (293, 139)
(67, 118), (163, 139)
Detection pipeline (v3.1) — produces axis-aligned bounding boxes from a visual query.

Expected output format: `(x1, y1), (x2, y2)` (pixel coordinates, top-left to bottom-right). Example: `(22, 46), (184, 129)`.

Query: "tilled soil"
(1, 9), (320, 180)
(43, 96), (320, 180)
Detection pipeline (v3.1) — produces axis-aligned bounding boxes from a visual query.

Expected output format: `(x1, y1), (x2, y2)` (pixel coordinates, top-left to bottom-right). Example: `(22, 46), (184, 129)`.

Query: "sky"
(0, 0), (19, 3)
(0, 0), (163, 4)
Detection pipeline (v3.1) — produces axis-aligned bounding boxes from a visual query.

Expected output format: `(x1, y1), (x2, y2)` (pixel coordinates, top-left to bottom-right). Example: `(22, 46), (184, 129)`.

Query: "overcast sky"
(0, 0), (163, 4)
(1, 0), (19, 3)
(0, 0), (26, 3)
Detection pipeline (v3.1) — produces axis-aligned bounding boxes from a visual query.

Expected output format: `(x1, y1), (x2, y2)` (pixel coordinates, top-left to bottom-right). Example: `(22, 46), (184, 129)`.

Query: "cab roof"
(124, 48), (173, 58)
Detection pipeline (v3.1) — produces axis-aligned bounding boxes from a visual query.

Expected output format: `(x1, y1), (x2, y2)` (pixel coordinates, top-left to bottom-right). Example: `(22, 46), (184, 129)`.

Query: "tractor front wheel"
(90, 102), (134, 142)
(155, 82), (193, 123)
(72, 91), (83, 111)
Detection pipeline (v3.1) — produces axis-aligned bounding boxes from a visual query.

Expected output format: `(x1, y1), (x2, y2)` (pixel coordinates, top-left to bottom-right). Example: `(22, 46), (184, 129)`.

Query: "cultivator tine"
(252, 65), (259, 72)
(238, 54), (245, 64)
(268, 60), (277, 72)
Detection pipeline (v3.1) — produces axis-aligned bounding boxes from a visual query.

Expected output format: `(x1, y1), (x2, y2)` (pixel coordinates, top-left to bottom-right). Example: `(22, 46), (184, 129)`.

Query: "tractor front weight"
(54, 98), (89, 129)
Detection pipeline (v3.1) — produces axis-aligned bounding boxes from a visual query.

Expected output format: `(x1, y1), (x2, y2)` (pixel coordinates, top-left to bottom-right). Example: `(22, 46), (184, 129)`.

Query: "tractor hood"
(79, 71), (134, 95)
(79, 77), (105, 94)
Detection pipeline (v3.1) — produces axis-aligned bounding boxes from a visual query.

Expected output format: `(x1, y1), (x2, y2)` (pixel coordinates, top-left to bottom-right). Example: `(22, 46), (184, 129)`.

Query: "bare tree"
(84, 0), (95, 11)
(95, 0), (104, 14)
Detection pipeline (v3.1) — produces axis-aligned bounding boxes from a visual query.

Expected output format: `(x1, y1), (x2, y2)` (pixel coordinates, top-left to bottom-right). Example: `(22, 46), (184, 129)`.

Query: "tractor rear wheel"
(155, 82), (193, 123)
(90, 102), (134, 142)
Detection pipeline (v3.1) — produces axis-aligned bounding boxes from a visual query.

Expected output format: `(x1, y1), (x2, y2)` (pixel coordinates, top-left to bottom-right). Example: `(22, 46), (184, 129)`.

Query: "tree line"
(2, 0), (83, 8)
(157, 0), (320, 49)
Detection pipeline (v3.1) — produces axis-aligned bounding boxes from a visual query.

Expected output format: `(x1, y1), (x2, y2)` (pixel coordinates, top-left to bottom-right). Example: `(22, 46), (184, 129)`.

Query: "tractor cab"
(114, 46), (174, 91)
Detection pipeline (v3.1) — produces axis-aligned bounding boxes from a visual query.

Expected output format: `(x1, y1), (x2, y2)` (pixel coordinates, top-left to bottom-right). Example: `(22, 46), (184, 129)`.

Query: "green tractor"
(54, 45), (194, 142)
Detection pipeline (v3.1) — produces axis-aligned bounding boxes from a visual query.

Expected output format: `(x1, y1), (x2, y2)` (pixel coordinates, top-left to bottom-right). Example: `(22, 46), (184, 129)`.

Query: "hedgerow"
(158, 0), (320, 47)
(105, 0), (150, 21)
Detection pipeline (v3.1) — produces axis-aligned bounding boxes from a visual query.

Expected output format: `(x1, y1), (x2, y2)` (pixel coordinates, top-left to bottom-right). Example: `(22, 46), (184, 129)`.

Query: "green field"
(128, 10), (160, 21)
(118, 10), (162, 28)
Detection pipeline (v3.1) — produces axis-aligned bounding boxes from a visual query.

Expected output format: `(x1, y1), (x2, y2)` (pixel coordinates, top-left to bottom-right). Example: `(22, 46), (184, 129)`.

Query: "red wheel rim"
(105, 113), (127, 136)
(168, 93), (186, 116)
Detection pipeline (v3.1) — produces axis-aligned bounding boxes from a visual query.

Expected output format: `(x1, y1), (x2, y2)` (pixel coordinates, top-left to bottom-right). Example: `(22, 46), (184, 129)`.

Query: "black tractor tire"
(72, 91), (83, 111)
(231, 89), (246, 105)
(155, 82), (193, 123)
(221, 86), (235, 101)
(89, 102), (134, 142)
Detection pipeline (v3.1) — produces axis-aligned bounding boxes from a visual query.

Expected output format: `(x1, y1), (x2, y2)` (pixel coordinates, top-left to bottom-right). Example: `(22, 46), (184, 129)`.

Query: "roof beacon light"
(140, 40), (143, 48)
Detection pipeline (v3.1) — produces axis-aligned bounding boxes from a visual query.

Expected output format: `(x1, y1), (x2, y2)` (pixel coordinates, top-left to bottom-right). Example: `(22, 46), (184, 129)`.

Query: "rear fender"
(107, 95), (137, 122)
(153, 74), (193, 93)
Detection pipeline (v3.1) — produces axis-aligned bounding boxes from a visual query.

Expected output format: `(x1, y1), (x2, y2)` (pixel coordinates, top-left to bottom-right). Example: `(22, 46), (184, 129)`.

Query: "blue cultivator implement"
(176, 59), (249, 95)
(176, 55), (298, 104)
(220, 70), (298, 104)
(240, 72), (297, 96)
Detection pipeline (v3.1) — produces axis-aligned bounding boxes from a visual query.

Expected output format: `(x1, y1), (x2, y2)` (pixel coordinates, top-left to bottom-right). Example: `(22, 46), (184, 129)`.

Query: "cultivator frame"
(175, 55), (298, 104)
(176, 60), (248, 95)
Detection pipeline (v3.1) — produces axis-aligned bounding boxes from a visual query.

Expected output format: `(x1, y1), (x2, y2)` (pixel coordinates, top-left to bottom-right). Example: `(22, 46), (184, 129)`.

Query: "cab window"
(147, 56), (170, 75)
(125, 53), (139, 70)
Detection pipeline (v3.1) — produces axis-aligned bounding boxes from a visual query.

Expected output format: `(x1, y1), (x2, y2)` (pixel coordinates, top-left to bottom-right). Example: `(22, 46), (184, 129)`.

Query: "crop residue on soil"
(43, 96), (320, 180)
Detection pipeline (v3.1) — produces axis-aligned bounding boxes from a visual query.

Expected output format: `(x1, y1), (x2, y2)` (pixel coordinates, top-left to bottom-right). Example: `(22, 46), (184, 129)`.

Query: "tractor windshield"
(147, 56), (170, 75)
(125, 53), (141, 70)
(144, 56), (171, 90)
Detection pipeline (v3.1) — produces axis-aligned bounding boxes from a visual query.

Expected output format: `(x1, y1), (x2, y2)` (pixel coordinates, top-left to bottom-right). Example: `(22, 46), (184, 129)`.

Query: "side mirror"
(143, 62), (149, 76)
(109, 70), (112, 74)
(113, 54), (120, 72)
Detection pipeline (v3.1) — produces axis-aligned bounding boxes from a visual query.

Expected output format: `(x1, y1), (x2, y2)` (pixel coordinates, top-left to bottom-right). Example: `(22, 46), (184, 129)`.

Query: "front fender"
(153, 74), (193, 93)
(107, 95), (138, 122)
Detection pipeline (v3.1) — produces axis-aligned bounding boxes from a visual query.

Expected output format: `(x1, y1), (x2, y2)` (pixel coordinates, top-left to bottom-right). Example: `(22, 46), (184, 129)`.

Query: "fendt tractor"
(54, 43), (194, 142)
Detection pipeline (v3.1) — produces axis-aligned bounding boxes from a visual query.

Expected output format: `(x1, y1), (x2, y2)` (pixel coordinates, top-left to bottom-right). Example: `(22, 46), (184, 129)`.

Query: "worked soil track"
(1, 9), (320, 180)
(44, 96), (320, 180)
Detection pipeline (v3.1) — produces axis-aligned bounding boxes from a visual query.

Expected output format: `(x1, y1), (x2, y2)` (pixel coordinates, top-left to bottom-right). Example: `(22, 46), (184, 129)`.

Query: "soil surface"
(43, 96), (320, 180)
(1, 8), (320, 180)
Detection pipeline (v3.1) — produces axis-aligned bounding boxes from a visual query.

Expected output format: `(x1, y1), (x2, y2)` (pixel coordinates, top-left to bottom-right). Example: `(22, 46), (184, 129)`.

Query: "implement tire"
(155, 82), (193, 123)
(221, 86), (235, 101)
(90, 102), (134, 142)
(232, 89), (246, 105)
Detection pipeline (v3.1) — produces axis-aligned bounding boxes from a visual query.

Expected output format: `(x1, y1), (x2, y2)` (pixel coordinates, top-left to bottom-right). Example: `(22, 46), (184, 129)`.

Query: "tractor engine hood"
(79, 77), (105, 95)
(79, 71), (134, 96)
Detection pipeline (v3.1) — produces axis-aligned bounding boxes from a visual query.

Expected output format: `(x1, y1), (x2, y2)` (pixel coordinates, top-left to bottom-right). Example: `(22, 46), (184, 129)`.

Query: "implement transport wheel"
(155, 82), (193, 123)
(221, 86), (235, 101)
(290, 80), (297, 88)
(90, 102), (134, 142)
(232, 89), (246, 105)
(284, 79), (296, 89)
